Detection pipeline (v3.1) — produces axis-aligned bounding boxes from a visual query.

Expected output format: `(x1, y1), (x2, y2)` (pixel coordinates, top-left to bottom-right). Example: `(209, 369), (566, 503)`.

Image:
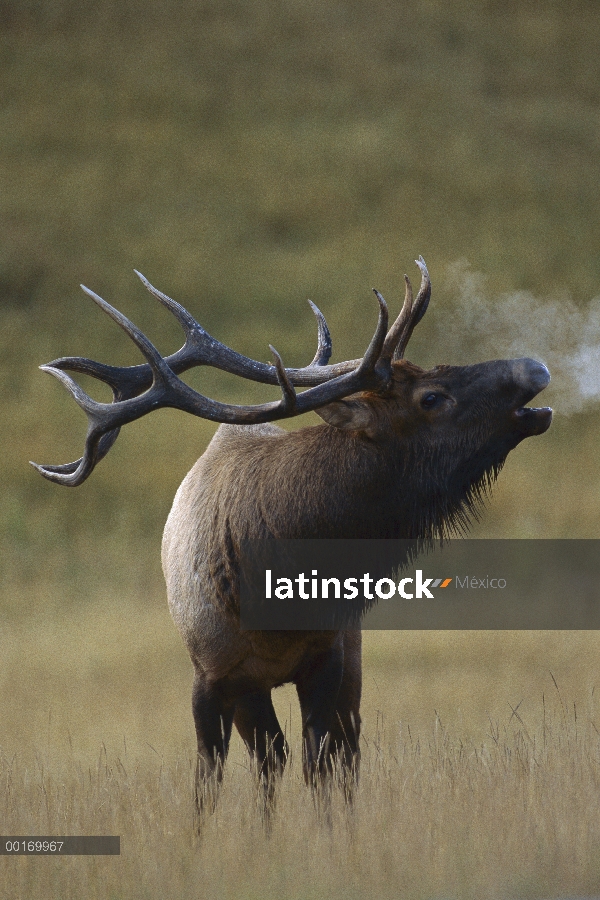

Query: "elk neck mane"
(209, 405), (508, 551)
(273, 422), (505, 542)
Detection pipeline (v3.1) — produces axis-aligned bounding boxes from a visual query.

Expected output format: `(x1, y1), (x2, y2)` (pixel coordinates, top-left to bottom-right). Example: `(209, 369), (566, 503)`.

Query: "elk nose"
(511, 358), (550, 393)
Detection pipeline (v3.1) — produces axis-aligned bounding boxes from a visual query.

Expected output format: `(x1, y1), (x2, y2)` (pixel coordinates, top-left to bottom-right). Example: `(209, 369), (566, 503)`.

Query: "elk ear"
(315, 398), (378, 434)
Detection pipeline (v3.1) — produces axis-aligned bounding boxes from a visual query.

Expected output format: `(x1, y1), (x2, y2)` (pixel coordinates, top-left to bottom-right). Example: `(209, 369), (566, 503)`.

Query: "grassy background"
(2, 1), (600, 897)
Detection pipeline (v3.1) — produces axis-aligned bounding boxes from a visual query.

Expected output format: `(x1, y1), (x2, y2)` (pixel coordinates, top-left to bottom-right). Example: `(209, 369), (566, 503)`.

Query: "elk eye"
(421, 392), (440, 409)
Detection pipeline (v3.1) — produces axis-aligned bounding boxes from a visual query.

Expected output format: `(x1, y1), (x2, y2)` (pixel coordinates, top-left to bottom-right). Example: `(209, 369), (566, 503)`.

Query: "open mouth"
(513, 405), (553, 435)
(510, 359), (552, 436)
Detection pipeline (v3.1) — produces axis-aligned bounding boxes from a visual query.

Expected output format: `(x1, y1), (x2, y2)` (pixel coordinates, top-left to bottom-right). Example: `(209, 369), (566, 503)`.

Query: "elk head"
(31, 257), (552, 516)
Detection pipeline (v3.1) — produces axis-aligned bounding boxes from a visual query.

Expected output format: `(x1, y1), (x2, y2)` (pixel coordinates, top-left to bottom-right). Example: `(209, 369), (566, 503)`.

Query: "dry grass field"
(4, 1), (600, 898)
(3, 617), (600, 899)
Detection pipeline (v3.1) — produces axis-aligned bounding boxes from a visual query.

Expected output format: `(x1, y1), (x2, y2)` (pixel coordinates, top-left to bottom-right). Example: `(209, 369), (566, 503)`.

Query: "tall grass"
(3, 661), (600, 899)
(3, 603), (600, 898)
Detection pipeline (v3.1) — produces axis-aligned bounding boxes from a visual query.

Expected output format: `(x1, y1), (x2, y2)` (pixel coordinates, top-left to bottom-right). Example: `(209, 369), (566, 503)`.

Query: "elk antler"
(379, 256), (431, 364)
(31, 259), (430, 486)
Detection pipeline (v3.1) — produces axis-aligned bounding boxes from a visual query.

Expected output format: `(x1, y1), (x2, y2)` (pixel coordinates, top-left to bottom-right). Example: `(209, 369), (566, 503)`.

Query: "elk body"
(33, 258), (552, 806)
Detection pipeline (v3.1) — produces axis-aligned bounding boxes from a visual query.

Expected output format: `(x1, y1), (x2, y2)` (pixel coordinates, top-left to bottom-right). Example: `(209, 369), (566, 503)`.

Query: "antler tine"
(47, 356), (148, 400)
(32, 354), (128, 479)
(31, 451), (100, 486)
(378, 273), (414, 369)
(79, 285), (171, 382)
(269, 346), (297, 414)
(29, 364), (119, 486)
(30, 429), (121, 481)
(307, 300), (332, 366)
(392, 257), (431, 361)
(412, 256), (431, 326)
(37, 364), (103, 417)
(134, 269), (202, 334)
(361, 290), (389, 378)
(31, 427), (108, 486)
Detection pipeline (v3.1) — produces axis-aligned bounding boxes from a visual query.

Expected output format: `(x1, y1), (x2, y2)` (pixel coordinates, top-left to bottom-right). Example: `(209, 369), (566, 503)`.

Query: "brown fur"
(162, 356), (551, 803)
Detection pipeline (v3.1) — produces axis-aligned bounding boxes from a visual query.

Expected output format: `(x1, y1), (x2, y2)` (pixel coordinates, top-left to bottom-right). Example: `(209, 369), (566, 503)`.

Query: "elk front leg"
(192, 670), (235, 813)
(294, 635), (345, 785)
(328, 630), (362, 796)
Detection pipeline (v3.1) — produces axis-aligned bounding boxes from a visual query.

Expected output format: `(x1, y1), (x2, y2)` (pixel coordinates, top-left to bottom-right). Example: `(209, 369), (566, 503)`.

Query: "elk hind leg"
(234, 691), (287, 808)
(192, 670), (235, 813)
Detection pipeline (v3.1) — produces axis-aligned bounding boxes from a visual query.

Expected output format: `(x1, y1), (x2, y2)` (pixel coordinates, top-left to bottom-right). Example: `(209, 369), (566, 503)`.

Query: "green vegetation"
(2, 2), (600, 896)
(4, 0), (600, 601)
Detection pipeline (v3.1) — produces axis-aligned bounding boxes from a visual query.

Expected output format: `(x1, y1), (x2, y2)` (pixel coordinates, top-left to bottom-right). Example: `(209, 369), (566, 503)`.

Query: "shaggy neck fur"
(259, 421), (511, 542)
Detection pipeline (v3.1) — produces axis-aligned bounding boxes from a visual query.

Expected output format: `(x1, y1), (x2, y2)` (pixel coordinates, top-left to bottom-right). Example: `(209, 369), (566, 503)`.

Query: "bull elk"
(32, 257), (552, 807)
